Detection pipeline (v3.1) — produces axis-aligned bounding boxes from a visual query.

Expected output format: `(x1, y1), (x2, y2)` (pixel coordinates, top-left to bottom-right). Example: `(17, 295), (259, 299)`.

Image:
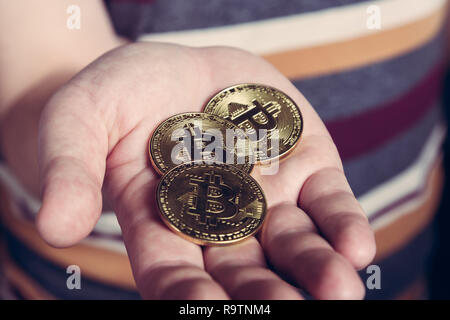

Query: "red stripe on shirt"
(326, 62), (444, 161)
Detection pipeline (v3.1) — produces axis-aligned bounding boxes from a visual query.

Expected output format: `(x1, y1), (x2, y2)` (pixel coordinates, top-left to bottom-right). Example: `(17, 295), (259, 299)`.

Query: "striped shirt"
(0, 0), (448, 299)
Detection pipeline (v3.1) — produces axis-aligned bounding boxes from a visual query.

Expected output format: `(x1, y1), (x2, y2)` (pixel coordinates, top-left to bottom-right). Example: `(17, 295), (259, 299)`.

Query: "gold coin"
(203, 84), (303, 162)
(156, 162), (267, 246)
(149, 112), (254, 174)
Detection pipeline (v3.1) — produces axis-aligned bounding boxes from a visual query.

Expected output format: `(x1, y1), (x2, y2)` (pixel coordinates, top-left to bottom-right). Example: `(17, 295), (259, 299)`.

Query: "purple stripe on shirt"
(326, 62), (444, 161)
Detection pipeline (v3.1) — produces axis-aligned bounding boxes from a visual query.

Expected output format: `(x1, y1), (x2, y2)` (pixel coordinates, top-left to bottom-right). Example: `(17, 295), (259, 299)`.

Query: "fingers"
(299, 167), (376, 269)
(113, 169), (228, 300)
(139, 264), (229, 300)
(260, 203), (366, 300)
(257, 133), (376, 270)
(37, 87), (109, 247)
(254, 137), (376, 270)
(204, 237), (303, 300)
(200, 47), (375, 269)
(198, 47), (373, 296)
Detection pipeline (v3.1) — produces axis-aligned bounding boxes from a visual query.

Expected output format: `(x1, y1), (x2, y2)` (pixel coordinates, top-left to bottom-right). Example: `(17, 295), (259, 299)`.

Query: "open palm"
(37, 42), (376, 299)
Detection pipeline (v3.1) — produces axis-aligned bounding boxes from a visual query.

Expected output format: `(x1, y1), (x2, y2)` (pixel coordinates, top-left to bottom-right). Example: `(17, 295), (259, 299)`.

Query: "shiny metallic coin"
(156, 162), (267, 246)
(149, 112), (254, 174)
(204, 84), (303, 162)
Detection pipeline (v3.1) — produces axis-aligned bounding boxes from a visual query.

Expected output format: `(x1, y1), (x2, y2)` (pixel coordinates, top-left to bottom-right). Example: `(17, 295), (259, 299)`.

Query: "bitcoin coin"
(156, 162), (267, 245)
(204, 84), (303, 162)
(149, 112), (254, 174)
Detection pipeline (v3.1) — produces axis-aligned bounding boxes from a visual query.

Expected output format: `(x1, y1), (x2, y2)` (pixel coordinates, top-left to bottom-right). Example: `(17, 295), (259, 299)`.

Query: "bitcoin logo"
(156, 162), (267, 245)
(204, 84), (303, 162)
(149, 112), (253, 174)
(228, 99), (281, 140)
(184, 171), (238, 227)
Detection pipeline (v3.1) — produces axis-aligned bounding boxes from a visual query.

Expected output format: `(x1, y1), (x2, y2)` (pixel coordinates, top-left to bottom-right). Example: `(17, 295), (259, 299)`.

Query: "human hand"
(37, 42), (376, 299)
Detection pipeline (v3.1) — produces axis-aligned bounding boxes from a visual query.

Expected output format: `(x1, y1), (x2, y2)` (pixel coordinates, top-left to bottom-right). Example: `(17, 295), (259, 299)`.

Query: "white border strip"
(0, 164), (124, 238)
(370, 172), (438, 231)
(81, 236), (127, 254)
(139, 0), (446, 55)
(359, 124), (446, 218)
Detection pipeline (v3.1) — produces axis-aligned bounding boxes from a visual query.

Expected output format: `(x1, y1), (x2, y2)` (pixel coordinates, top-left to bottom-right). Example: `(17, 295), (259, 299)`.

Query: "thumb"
(36, 87), (108, 247)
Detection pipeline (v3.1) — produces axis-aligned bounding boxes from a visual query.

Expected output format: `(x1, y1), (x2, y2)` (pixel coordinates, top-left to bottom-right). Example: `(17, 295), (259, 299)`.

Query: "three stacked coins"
(149, 84), (303, 246)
